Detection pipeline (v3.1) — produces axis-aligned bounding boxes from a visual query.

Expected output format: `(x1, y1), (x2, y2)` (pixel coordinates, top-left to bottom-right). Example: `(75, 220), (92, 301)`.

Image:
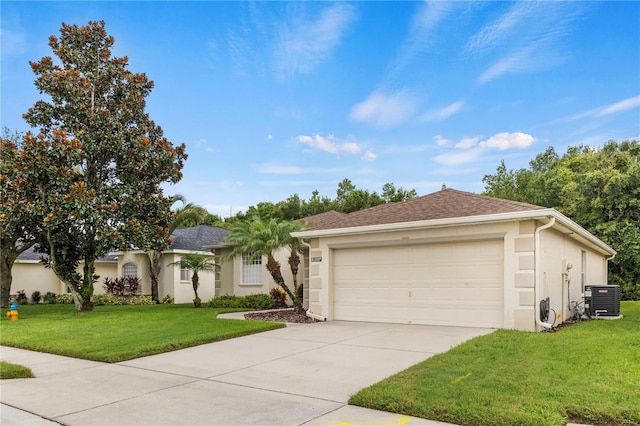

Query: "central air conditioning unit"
(584, 285), (620, 317)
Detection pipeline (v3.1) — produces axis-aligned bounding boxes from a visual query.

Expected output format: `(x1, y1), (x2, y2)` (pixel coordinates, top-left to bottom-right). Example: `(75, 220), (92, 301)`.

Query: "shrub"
(55, 294), (74, 304)
(31, 291), (42, 304)
(244, 293), (276, 310)
(93, 295), (155, 305)
(161, 294), (174, 304)
(43, 292), (57, 304)
(207, 293), (277, 310)
(270, 288), (287, 308)
(15, 290), (28, 304)
(207, 294), (245, 309)
(93, 294), (127, 305)
(103, 276), (140, 296)
(136, 296), (155, 305)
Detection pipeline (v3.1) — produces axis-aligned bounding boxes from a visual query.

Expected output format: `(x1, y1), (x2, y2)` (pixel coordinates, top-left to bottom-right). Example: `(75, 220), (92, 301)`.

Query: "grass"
(350, 301), (640, 426)
(0, 361), (35, 379)
(0, 303), (284, 363)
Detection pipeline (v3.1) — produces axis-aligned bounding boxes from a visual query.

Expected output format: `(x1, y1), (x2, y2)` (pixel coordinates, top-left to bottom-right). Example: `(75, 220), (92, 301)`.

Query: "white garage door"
(333, 240), (504, 328)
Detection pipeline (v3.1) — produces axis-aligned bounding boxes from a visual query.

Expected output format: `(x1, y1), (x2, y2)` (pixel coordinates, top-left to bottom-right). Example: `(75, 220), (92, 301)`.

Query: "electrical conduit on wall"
(535, 217), (556, 330)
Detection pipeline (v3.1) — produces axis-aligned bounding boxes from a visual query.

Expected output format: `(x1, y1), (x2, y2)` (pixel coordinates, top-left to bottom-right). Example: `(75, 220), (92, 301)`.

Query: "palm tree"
(147, 197), (211, 303)
(225, 218), (303, 310)
(168, 253), (216, 307)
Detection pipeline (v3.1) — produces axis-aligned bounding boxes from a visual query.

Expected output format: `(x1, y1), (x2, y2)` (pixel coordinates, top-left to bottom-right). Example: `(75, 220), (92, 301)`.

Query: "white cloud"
(393, 1), (452, 72)
(362, 151), (377, 162)
(298, 134), (361, 155)
(455, 137), (480, 149)
(267, 134), (273, 140)
(477, 47), (536, 84)
(421, 101), (465, 122)
(350, 90), (419, 128)
(467, 2), (588, 83)
(206, 147), (215, 153)
(597, 96), (640, 117)
(276, 3), (356, 78)
(434, 132), (536, 166)
(433, 135), (451, 146)
(479, 132), (536, 150)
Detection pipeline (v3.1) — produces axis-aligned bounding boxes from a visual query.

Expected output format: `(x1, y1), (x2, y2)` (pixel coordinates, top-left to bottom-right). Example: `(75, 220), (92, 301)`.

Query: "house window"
(242, 252), (262, 284)
(180, 267), (190, 282)
(123, 262), (137, 278)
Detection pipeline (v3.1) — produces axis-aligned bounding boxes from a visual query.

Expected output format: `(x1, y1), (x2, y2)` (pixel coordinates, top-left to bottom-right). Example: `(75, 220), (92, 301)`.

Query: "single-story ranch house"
(12, 188), (615, 332)
(291, 188), (616, 332)
(12, 225), (228, 304)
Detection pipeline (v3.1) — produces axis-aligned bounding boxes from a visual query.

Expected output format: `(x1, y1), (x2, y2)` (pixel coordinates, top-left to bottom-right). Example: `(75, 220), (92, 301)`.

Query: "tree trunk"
(287, 251), (303, 311)
(0, 253), (15, 308)
(266, 255), (302, 311)
(191, 271), (199, 299)
(0, 240), (34, 308)
(148, 250), (162, 303)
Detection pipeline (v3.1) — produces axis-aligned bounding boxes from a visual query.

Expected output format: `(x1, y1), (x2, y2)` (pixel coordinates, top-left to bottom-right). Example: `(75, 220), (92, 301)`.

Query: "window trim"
(123, 262), (138, 278)
(241, 252), (262, 285)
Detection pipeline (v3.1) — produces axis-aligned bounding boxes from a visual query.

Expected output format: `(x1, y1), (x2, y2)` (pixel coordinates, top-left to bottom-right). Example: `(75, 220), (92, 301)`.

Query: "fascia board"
(292, 208), (615, 256)
(292, 209), (556, 238)
(549, 210), (616, 255)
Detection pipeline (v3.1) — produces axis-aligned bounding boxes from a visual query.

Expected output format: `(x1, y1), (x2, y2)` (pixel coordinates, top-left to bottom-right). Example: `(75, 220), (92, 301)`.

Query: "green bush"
(55, 294), (74, 304)
(15, 290), (28, 304)
(161, 294), (174, 304)
(207, 294), (246, 309)
(43, 292), (57, 304)
(93, 294), (127, 305)
(92, 295), (155, 305)
(244, 293), (276, 310)
(207, 293), (277, 310)
(31, 291), (42, 304)
(270, 288), (287, 308)
(136, 296), (155, 305)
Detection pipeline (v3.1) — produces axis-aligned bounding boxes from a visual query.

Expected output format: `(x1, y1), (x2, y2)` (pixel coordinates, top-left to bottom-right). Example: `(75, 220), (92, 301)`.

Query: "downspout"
(535, 217), (555, 330)
(306, 310), (327, 322)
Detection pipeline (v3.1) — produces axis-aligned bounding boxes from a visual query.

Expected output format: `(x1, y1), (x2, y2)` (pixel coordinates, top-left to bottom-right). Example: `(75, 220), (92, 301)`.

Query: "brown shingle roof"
(307, 188), (545, 231)
(300, 210), (348, 229)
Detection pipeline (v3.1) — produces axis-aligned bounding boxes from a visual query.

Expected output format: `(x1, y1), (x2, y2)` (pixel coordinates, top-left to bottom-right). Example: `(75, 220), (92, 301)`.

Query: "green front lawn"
(350, 301), (640, 426)
(0, 304), (283, 363)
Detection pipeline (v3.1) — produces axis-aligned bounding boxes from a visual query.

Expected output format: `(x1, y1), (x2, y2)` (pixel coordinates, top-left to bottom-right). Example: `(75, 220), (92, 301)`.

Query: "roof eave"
(291, 208), (616, 256)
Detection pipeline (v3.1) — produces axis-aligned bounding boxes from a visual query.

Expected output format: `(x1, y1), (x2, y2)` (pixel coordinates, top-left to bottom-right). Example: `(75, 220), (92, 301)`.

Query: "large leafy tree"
(0, 130), (39, 307)
(23, 21), (186, 311)
(225, 218), (304, 310)
(168, 253), (216, 307)
(483, 140), (640, 299)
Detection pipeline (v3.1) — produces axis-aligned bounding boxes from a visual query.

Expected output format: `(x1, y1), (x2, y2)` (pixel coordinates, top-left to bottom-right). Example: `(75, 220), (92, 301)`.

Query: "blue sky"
(2, 1), (639, 218)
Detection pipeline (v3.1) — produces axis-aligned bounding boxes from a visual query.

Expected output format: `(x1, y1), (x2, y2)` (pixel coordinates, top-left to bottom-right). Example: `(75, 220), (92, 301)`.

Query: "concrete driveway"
(0, 320), (493, 425)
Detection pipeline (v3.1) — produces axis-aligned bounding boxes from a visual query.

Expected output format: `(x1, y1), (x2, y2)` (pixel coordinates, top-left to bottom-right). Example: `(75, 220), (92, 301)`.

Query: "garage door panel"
(333, 240), (504, 328)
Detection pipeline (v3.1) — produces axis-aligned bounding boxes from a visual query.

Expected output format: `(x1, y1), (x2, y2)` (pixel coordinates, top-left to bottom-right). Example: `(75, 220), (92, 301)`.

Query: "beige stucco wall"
(215, 247), (304, 302)
(538, 227), (608, 326)
(116, 251), (151, 295)
(10, 260), (118, 300)
(215, 248), (235, 297)
(160, 252), (216, 304)
(305, 219), (610, 331)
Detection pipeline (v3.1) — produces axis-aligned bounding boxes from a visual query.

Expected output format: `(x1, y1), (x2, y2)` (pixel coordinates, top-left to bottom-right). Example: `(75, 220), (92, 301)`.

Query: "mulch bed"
(244, 309), (319, 323)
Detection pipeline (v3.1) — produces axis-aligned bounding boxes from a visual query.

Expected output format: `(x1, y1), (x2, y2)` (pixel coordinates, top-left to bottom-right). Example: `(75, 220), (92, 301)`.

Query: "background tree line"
(483, 140), (639, 300)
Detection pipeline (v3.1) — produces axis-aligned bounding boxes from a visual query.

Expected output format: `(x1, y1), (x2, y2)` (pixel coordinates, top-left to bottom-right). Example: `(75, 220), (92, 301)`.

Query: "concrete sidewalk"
(1, 320), (492, 425)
